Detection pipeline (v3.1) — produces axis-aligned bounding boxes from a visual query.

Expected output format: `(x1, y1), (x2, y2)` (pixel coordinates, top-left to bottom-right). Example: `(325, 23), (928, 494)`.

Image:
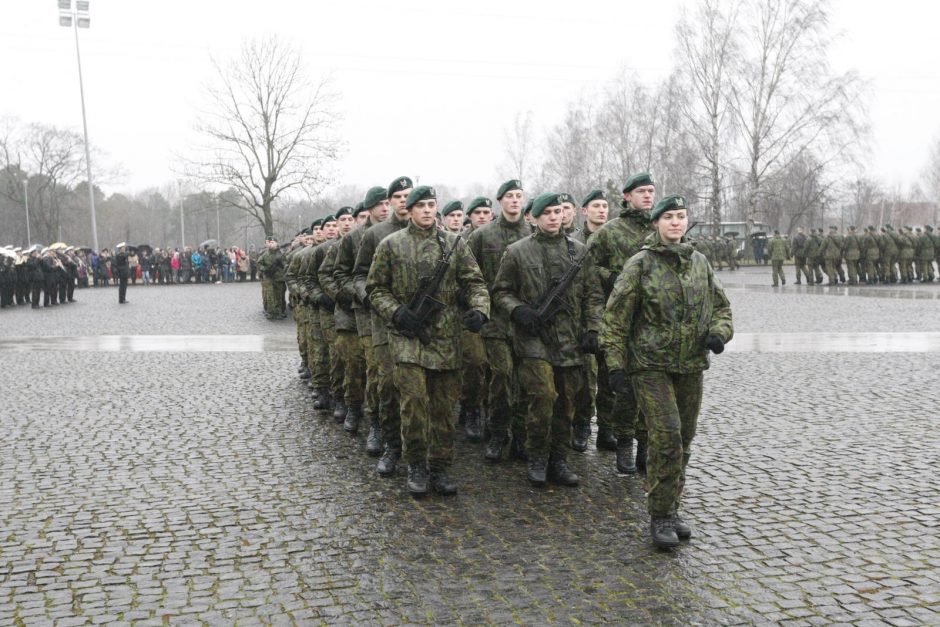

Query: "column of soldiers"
(0, 244), (84, 309)
(694, 235), (739, 272)
(280, 172), (719, 549)
(766, 224), (939, 287)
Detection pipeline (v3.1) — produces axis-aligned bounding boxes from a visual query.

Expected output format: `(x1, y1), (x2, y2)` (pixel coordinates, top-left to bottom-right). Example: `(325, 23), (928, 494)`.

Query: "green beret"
(531, 192), (563, 218)
(558, 192), (575, 206)
(310, 219), (322, 230)
(441, 200), (464, 216)
(334, 206), (353, 219)
(622, 172), (654, 193)
(649, 194), (687, 221)
(466, 196), (493, 213)
(926, 225), (934, 232)
(463, 215), (471, 226)
(523, 198), (534, 215)
(405, 185), (437, 209)
(352, 202), (368, 217)
(265, 234), (277, 242)
(387, 176), (414, 197)
(321, 214), (336, 225)
(496, 179), (523, 200)
(885, 224), (893, 230)
(581, 189), (607, 207)
(299, 228), (311, 236)
(363, 186), (388, 210)
(848, 225), (856, 230)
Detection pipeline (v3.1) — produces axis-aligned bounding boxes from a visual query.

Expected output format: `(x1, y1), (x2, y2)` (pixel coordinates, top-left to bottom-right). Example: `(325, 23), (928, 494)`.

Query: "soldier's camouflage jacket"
(257, 248), (286, 281)
(492, 229), (604, 368)
(587, 204), (652, 296)
(354, 212), (411, 347)
(319, 240), (356, 332)
(916, 232), (935, 261)
(898, 232), (915, 260)
(843, 232), (861, 261)
(824, 232), (844, 260)
(285, 245), (316, 302)
(366, 222), (490, 371)
(600, 233), (733, 375)
(301, 238), (340, 307)
(333, 222), (372, 336)
(767, 236), (789, 261)
(861, 231), (880, 261)
(790, 232), (807, 257)
(467, 213), (532, 340)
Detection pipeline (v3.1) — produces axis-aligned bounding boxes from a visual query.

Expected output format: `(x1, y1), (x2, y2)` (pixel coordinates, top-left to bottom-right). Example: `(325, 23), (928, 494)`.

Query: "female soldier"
(600, 195), (733, 549)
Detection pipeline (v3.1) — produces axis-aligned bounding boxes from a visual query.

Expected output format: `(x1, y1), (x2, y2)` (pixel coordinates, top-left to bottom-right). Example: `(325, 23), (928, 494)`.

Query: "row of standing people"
(259, 173), (733, 550)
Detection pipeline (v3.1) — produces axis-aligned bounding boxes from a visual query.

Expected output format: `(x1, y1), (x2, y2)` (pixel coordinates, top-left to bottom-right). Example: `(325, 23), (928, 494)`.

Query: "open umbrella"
(200, 238), (219, 249)
(135, 244), (153, 254)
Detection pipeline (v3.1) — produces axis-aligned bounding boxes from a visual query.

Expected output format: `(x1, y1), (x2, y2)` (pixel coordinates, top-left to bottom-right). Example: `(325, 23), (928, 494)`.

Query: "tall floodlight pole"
(58, 0), (98, 251)
(22, 173), (31, 246)
(178, 180), (186, 248)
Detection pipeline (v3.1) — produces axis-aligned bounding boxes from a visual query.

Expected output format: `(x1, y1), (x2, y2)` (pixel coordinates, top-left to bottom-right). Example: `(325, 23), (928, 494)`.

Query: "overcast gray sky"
(3, 0), (940, 197)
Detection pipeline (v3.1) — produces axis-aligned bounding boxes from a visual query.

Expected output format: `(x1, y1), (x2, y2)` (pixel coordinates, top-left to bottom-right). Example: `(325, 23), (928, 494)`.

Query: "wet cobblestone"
(0, 271), (938, 624)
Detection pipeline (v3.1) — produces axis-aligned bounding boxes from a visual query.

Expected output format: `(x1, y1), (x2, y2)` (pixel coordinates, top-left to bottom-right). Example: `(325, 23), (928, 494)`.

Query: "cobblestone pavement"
(1, 279), (939, 625)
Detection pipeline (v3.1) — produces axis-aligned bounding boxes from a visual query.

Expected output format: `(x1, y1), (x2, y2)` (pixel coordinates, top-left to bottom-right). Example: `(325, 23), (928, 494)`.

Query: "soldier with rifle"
(492, 192), (604, 487)
(366, 186), (489, 498)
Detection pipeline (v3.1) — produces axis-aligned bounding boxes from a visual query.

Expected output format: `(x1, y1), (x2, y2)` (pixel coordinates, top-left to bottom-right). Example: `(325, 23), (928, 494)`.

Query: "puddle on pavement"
(722, 283), (940, 299)
(1, 333), (939, 353)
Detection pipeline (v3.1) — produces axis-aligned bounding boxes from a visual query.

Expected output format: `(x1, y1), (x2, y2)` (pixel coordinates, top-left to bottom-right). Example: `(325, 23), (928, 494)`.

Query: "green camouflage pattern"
(600, 233), (734, 375)
(366, 222), (490, 371)
(353, 213), (411, 347)
(318, 239), (356, 332)
(396, 364), (460, 467)
(517, 359), (583, 459)
(587, 205), (653, 295)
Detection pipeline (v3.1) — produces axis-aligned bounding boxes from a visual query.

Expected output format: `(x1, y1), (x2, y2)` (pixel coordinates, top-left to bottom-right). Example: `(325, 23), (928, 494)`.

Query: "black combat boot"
(464, 408), (483, 443)
(343, 405), (362, 433)
(376, 446), (400, 477)
(596, 428), (618, 451)
(527, 458), (547, 486)
(509, 434), (529, 462)
(299, 366), (311, 380)
(635, 441), (647, 474)
(332, 399), (348, 423)
(650, 516), (679, 549)
(484, 431), (508, 462)
(407, 463), (428, 498)
(672, 511), (692, 540)
(429, 466), (458, 496)
(571, 421), (590, 453)
(616, 440), (637, 474)
(365, 419), (383, 456)
(297, 362), (306, 374)
(547, 456), (579, 486)
(313, 389), (332, 411)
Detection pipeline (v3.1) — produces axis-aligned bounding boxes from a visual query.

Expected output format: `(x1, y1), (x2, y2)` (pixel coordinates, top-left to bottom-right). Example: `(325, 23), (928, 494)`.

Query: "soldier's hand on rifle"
(604, 272), (620, 293)
(580, 330), (599, 354)
(318, 293), (334, 309)
(608, 369), (630, 395)
(510, 305), (540, 334)
(705, 334), (725, 354)
(461, 309), (487, 333)
(392, 305), (422, 337)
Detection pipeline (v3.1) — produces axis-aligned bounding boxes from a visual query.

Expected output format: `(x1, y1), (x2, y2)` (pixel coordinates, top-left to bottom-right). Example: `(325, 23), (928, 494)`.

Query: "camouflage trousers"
(319, 310), (344, 400)
(460, 330), (486, 411)
(517, 359), (582, 460)
(793, 256), (813, 284)
(483, 338), (526, 439)
(306, 308), (330, 390)
(335, 330), (365, 408)
(771, 260), (785, 286)
(810, 259), (824, 283)
(361, 335), (378, 418)
(262, 280), (286, 315)
(375, 342), (401, 449)
(633, 370), (703, 517)
(596, 354), (646, 445)
(824, 259), (844, 284)
(863, 258), (880, 282)
(294, 302), (311, 365)
(917, 259), (936, 281)
(881, 255), (898, 283)
(845, 259), (860, 284)
(395, 364), (459, 467)
(573, 355), (614, 434)
(899, 256), (915, 282)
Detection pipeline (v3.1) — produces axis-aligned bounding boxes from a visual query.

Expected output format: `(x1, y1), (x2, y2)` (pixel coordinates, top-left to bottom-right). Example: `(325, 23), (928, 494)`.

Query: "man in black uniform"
(41, 248), (60, 306)
(114, 243), (130, 304)
(26, 246), (44, 308)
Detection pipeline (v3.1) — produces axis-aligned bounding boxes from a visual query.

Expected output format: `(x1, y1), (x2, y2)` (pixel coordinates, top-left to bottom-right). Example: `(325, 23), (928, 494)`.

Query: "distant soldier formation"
(761, 224), (939, 287)
(276, 173), (734, 550)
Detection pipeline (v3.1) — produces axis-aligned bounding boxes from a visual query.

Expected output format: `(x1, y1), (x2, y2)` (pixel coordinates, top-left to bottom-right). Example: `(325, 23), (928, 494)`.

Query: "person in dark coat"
(114, 243), (130, 304)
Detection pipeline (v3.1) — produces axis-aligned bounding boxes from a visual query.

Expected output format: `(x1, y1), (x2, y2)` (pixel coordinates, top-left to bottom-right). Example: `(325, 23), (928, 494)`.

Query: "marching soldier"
(365, 186), (489, 498)
(768, 230), (789, 287)
(492, 192), (604, 486)
(790, 227), (812, 284)
(843, 226), (862, 285)
(441, 200), (464, 233)
(257, 236), (287, 319)
(286, 227), (318, 379)
(861, 226), (881, 284)
(898, 226), (916, 284)
(823, 226), (844, 285)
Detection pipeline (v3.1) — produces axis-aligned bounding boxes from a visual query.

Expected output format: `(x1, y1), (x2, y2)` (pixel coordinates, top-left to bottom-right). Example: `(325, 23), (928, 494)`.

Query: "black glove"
(580, 330), (599, 354)
(511, 305), (541, 334)
(462, 309), (486, 332)
(705, 334), (725, 354)
(318, 293), (334, 309)
(608, 369), (630, 395)
(336, 291), (353, 308)
(604, 271), (620, 293)
(392, 305), (422, 337)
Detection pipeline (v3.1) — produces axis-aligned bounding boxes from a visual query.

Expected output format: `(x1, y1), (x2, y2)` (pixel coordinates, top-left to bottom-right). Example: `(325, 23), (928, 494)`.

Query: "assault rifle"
(529, 241), (593, 344)
(406, 234), (462, 345)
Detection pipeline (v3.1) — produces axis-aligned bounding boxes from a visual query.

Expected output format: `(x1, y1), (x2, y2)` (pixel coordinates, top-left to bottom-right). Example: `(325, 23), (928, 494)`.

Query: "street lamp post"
(20, 172), (31, 246)
(58, 0), (99, 251)
(178, 180), (186, 248)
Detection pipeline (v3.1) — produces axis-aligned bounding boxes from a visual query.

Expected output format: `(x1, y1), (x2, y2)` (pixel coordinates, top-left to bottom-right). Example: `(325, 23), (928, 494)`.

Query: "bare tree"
(923, 133), (940, 225)
(187, 37), (341, 237)
(676, 0), (739, 234)
(539, 101), (601, 202)
(500, 110), (536, 183)
(728, 0), (866, 244)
